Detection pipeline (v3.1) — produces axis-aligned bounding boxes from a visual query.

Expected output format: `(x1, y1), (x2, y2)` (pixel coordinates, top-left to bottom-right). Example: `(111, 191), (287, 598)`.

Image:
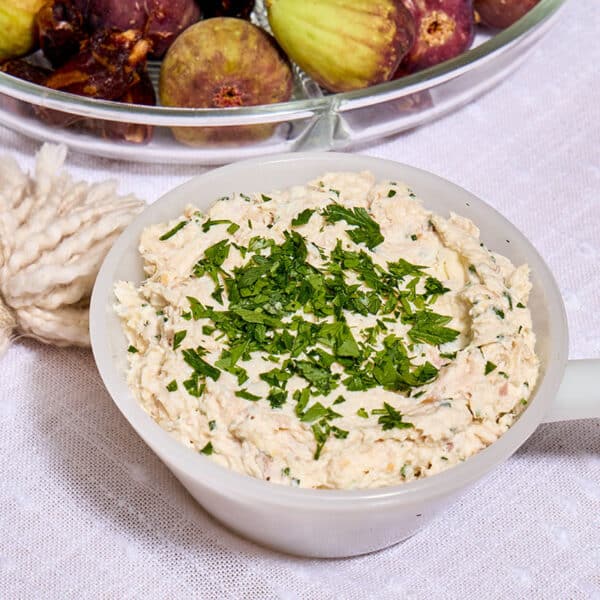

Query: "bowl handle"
(541, 359), (600, 423)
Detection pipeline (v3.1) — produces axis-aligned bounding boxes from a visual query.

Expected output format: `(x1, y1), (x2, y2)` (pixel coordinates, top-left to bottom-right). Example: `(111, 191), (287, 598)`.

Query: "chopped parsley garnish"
(493, 307), (505, 320)
(424, 277), (450, 297)
(332, 426), (349, 439)
(411, 234), (418, 241)
(182, 348), (221, 381)
(127, 345), (138, 354)
(405, 311), (460, 346)
(371, 403), (414, 431)
(172, 330), (187, 350)
(291, 209), (315, 227)
(159, 220), (188, 241)
(267, 388), (287, 409)
(322, 204), (384, 249)
(183, 373), (205, 397)
(517, 302), (526, 309)
(388, 258), (426, 280)
(235, 389), (261, 401)
(161, 200), (471, 455)
(202, 218), (232, 232)
(166, 380), (178, 392)
(503, 292), (513, 310)
(208, 420), (216, 430)
(485, 361), (497, 375)
(261, 194), (272, 202)
(311, 420), (330, 460)
(387, 189), (397, 198)
(200, 442), (213, 455)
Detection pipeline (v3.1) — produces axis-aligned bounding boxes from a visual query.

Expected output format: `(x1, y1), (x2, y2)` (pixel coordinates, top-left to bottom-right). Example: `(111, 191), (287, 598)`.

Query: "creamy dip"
(115, 172), (539, 489)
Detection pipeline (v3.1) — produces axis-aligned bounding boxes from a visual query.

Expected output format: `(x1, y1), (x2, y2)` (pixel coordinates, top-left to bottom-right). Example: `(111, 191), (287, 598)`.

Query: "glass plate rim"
(0, 0), (565, 125)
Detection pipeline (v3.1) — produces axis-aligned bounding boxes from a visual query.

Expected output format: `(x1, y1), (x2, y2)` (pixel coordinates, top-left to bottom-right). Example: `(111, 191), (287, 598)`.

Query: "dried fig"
(45, 29), (151, 100)
(198, 0), (256, 19)
(266, 0), (415, 93)
(474, 0), (539, 29)
(395, 0), (474, 75)
(87, 70), (156, 143)
(86, 0), (200, 58)
(159, 18), (293, 146)
(36, 0), (87, 67)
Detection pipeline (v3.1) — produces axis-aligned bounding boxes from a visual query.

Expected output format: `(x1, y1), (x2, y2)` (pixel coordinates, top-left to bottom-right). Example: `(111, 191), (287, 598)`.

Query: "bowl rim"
(90, 151), (569, 508)
(0, 0), (565, 126)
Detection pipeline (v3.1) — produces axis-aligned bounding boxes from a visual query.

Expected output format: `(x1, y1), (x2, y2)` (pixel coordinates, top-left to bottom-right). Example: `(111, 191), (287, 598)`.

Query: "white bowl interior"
(91, 152), (568, 513)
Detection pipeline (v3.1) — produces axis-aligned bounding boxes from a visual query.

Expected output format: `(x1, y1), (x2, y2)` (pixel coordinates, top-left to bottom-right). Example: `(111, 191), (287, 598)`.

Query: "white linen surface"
(1, 0), (598, 597)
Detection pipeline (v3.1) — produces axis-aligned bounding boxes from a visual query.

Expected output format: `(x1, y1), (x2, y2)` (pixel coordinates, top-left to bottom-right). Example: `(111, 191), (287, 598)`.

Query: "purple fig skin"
(87, 0), (200, 58)
(395, 0), (474, 75)
(160, 18), (293, 145)
(475, 0), (539, 29)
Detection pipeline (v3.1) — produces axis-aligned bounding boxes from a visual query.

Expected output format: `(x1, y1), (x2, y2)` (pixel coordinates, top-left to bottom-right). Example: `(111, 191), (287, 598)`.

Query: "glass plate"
(0, 0), (565, 164)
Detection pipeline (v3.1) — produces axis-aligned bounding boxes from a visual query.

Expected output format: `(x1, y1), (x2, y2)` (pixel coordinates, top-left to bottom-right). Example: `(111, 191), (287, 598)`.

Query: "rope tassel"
(0, 144), (144, 356)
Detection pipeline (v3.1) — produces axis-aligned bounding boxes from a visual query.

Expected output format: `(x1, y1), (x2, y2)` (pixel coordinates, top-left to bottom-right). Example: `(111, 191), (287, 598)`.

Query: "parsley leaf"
(182, 348), (220, 381)
(235, 389), (261, 401)
(200, 442), (213, 455)
(311, 420), (330, 460)
(485, 361), (497, 375)
(159, 220), (188, 241)
(202, 219), (231, 233)
(173, 330), (187, 350)
(405, 311), (460, 346)
(183, 372), (205, 397)
(388, 258), (426, 280)
(322, 204), (384, 249)
(291, 209), (315, 227)
(166, 380), (178, 392)
(371, 402), (414, 431)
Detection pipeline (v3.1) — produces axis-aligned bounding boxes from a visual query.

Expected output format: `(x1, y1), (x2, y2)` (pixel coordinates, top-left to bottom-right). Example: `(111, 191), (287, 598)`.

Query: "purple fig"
(159, 18), (293, 145)
(474, 0), (539, 29)
(86, 0), (200, 58)
(395, 0), (474, 75)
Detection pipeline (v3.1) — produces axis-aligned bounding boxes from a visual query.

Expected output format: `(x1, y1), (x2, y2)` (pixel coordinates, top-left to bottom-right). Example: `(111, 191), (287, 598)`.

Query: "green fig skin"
(0, 0), (46, 62)
(159, 17), (293, 146)
(266, 0), (415, 93)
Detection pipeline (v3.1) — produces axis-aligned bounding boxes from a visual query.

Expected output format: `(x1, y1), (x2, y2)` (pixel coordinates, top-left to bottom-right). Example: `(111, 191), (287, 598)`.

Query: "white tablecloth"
(1, 1), (599, 597)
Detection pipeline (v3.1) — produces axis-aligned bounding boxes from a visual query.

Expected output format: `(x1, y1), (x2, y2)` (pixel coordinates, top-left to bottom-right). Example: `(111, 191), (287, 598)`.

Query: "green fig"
(0, 0), (47, 62)
(266, 0), (415, 93)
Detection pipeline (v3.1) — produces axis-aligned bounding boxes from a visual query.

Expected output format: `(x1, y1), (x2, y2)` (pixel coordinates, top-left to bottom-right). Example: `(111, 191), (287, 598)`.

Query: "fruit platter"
(0, 0), (565, 164)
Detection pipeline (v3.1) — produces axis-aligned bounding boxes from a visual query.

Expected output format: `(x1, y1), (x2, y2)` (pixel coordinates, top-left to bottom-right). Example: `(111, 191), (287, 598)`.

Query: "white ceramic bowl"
(91, 153), (594, 557)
